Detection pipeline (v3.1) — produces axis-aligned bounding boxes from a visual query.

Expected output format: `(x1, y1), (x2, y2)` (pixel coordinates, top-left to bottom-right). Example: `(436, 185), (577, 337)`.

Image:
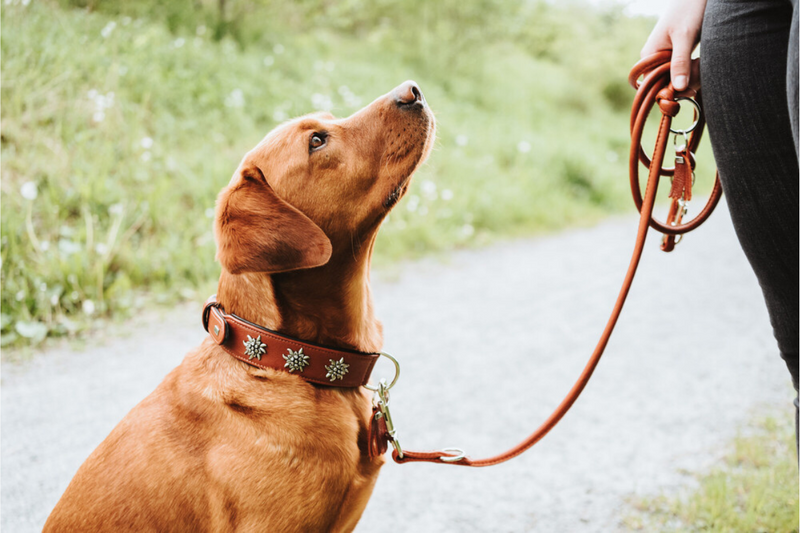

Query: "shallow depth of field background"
(1, 0), (663, 345)
(0, 0), (712, 345)
(2, 2), (798, 529)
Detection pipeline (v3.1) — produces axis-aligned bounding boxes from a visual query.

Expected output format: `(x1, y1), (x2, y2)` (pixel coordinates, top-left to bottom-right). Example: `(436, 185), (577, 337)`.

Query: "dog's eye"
(309, 132), (327, 152)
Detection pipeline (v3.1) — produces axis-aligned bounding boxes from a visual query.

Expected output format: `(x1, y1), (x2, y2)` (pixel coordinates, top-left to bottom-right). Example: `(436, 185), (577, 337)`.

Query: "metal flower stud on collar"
(243, 335), (266, 360)
(325, 358), (350, 382)
(283, 348), (310, 373)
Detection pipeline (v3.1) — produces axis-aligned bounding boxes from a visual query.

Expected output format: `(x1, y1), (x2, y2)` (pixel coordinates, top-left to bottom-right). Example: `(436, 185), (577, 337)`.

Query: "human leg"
(701, 0), (799, 445)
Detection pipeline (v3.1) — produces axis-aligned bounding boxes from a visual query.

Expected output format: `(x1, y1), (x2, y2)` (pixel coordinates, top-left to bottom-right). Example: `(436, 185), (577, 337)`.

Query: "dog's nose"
(394, 80), (425, 106)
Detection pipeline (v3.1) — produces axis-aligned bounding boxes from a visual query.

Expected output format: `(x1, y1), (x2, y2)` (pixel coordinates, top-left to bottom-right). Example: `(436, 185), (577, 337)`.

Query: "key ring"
(669, 97), (701, 135)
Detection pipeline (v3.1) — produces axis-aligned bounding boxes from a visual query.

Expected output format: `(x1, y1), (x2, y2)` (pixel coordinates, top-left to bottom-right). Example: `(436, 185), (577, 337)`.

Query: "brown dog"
(44, 81), (435, 532)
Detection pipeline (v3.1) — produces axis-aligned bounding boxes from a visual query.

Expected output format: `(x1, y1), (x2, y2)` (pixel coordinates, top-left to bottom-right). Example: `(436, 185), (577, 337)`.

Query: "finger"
(670, 31), (694, 90)
(641, 27), (670, 58)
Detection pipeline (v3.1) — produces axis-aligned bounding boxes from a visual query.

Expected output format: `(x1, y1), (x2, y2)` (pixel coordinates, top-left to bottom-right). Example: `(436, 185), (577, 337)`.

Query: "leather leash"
(378, 51), (723, 466)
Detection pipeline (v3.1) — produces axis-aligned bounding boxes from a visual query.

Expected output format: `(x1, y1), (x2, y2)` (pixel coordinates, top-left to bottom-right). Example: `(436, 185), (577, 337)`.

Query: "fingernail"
(674, 75), (688, 90)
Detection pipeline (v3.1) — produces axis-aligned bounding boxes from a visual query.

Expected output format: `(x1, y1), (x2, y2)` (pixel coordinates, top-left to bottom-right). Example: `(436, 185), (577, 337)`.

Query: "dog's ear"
(214, 165), (332, 274)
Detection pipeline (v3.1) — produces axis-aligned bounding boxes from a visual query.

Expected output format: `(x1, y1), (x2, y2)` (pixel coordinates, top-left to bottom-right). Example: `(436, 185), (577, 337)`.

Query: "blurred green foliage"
(1, 0), (661, 346)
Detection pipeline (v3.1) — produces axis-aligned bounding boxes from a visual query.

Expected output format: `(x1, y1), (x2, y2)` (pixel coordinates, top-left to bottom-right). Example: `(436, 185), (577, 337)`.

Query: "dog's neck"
(216, 250), (382, 354)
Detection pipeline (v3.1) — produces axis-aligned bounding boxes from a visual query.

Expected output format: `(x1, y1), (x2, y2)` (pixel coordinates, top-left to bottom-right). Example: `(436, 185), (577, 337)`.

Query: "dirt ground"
(2, 202), (792, 532)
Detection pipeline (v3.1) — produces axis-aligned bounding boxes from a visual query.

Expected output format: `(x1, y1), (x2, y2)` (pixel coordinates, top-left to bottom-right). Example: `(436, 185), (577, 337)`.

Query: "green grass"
(3, 0), (701, 346)
(624, 413), (799, 532)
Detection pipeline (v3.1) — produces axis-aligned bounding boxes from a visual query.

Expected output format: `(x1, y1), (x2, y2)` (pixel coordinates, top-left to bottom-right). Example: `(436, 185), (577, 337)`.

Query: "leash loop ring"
(668, 97), (701, 135)
(439, 448), (466, 463)
(363, 351), (401, 391)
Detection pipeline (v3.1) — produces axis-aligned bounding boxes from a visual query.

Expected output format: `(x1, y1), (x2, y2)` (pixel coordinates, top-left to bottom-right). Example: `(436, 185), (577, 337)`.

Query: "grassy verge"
(624, 413), (799, 532)
(3, 0), (693, 346)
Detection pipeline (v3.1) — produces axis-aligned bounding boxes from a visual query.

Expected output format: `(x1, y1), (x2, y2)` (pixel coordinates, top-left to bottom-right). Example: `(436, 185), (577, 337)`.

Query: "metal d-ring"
(439, 447), (467, 463)
(363, 351), (401, 391)
(669, 97), (702, 135)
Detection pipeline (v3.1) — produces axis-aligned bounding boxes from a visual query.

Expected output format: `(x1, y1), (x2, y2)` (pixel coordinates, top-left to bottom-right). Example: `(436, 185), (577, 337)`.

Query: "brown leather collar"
(202, 295), (380, 388)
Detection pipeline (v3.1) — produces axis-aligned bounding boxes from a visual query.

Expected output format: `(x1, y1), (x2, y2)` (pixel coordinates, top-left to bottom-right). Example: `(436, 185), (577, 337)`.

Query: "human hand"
(640, 0), (707, 91)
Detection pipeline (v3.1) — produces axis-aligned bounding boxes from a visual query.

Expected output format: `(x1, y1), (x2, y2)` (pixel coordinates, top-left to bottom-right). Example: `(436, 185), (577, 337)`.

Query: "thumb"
(670, 35), (694, 91)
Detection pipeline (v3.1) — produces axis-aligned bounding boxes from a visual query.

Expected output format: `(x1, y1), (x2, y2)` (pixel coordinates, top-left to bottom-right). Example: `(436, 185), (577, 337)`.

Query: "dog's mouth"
(382, 119), (435, 210)
(383, 180), (411, 209)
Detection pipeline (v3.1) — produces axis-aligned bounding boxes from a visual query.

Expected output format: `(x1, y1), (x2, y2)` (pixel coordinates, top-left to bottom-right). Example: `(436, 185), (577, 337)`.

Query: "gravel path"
(2, 202), (792, 532)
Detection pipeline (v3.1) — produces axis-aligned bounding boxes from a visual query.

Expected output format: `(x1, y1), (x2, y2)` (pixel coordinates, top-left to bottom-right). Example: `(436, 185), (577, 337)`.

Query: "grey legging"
(701, 0), (799, 443)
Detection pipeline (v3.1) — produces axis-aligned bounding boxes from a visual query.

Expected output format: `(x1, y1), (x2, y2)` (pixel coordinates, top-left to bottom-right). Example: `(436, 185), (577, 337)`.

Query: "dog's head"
(215, 81), (435, 275)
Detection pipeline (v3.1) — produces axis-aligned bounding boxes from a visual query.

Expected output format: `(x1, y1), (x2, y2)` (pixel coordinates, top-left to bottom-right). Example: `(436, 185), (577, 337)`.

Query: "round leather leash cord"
(390, 51), (722, 466)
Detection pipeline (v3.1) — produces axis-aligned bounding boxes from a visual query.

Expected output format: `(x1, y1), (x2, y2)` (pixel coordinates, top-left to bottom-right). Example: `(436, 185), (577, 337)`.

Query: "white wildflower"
(225, 89), (245, 108)
(82, 300), (96, 315)
(205, 208), (215, 218)
(455, 134), (469, 147)
(273, 43), (284, 55)
(140, 136), (154, 149)
(20, 181), (38, 200)
(141, 151), (152, 162)
(460, 224), (475, 237)
(101, 21), (117, 39)
(311, 93), (332, 111)
(441, 189), (454, 201)
(263, 55), (274, 67)
(89, 90), (114, 123)
(173, 37), (185, 48)
(421, 180), (437, 200)
(58, 239), (82, 256)
(517, 141), (532, 153)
